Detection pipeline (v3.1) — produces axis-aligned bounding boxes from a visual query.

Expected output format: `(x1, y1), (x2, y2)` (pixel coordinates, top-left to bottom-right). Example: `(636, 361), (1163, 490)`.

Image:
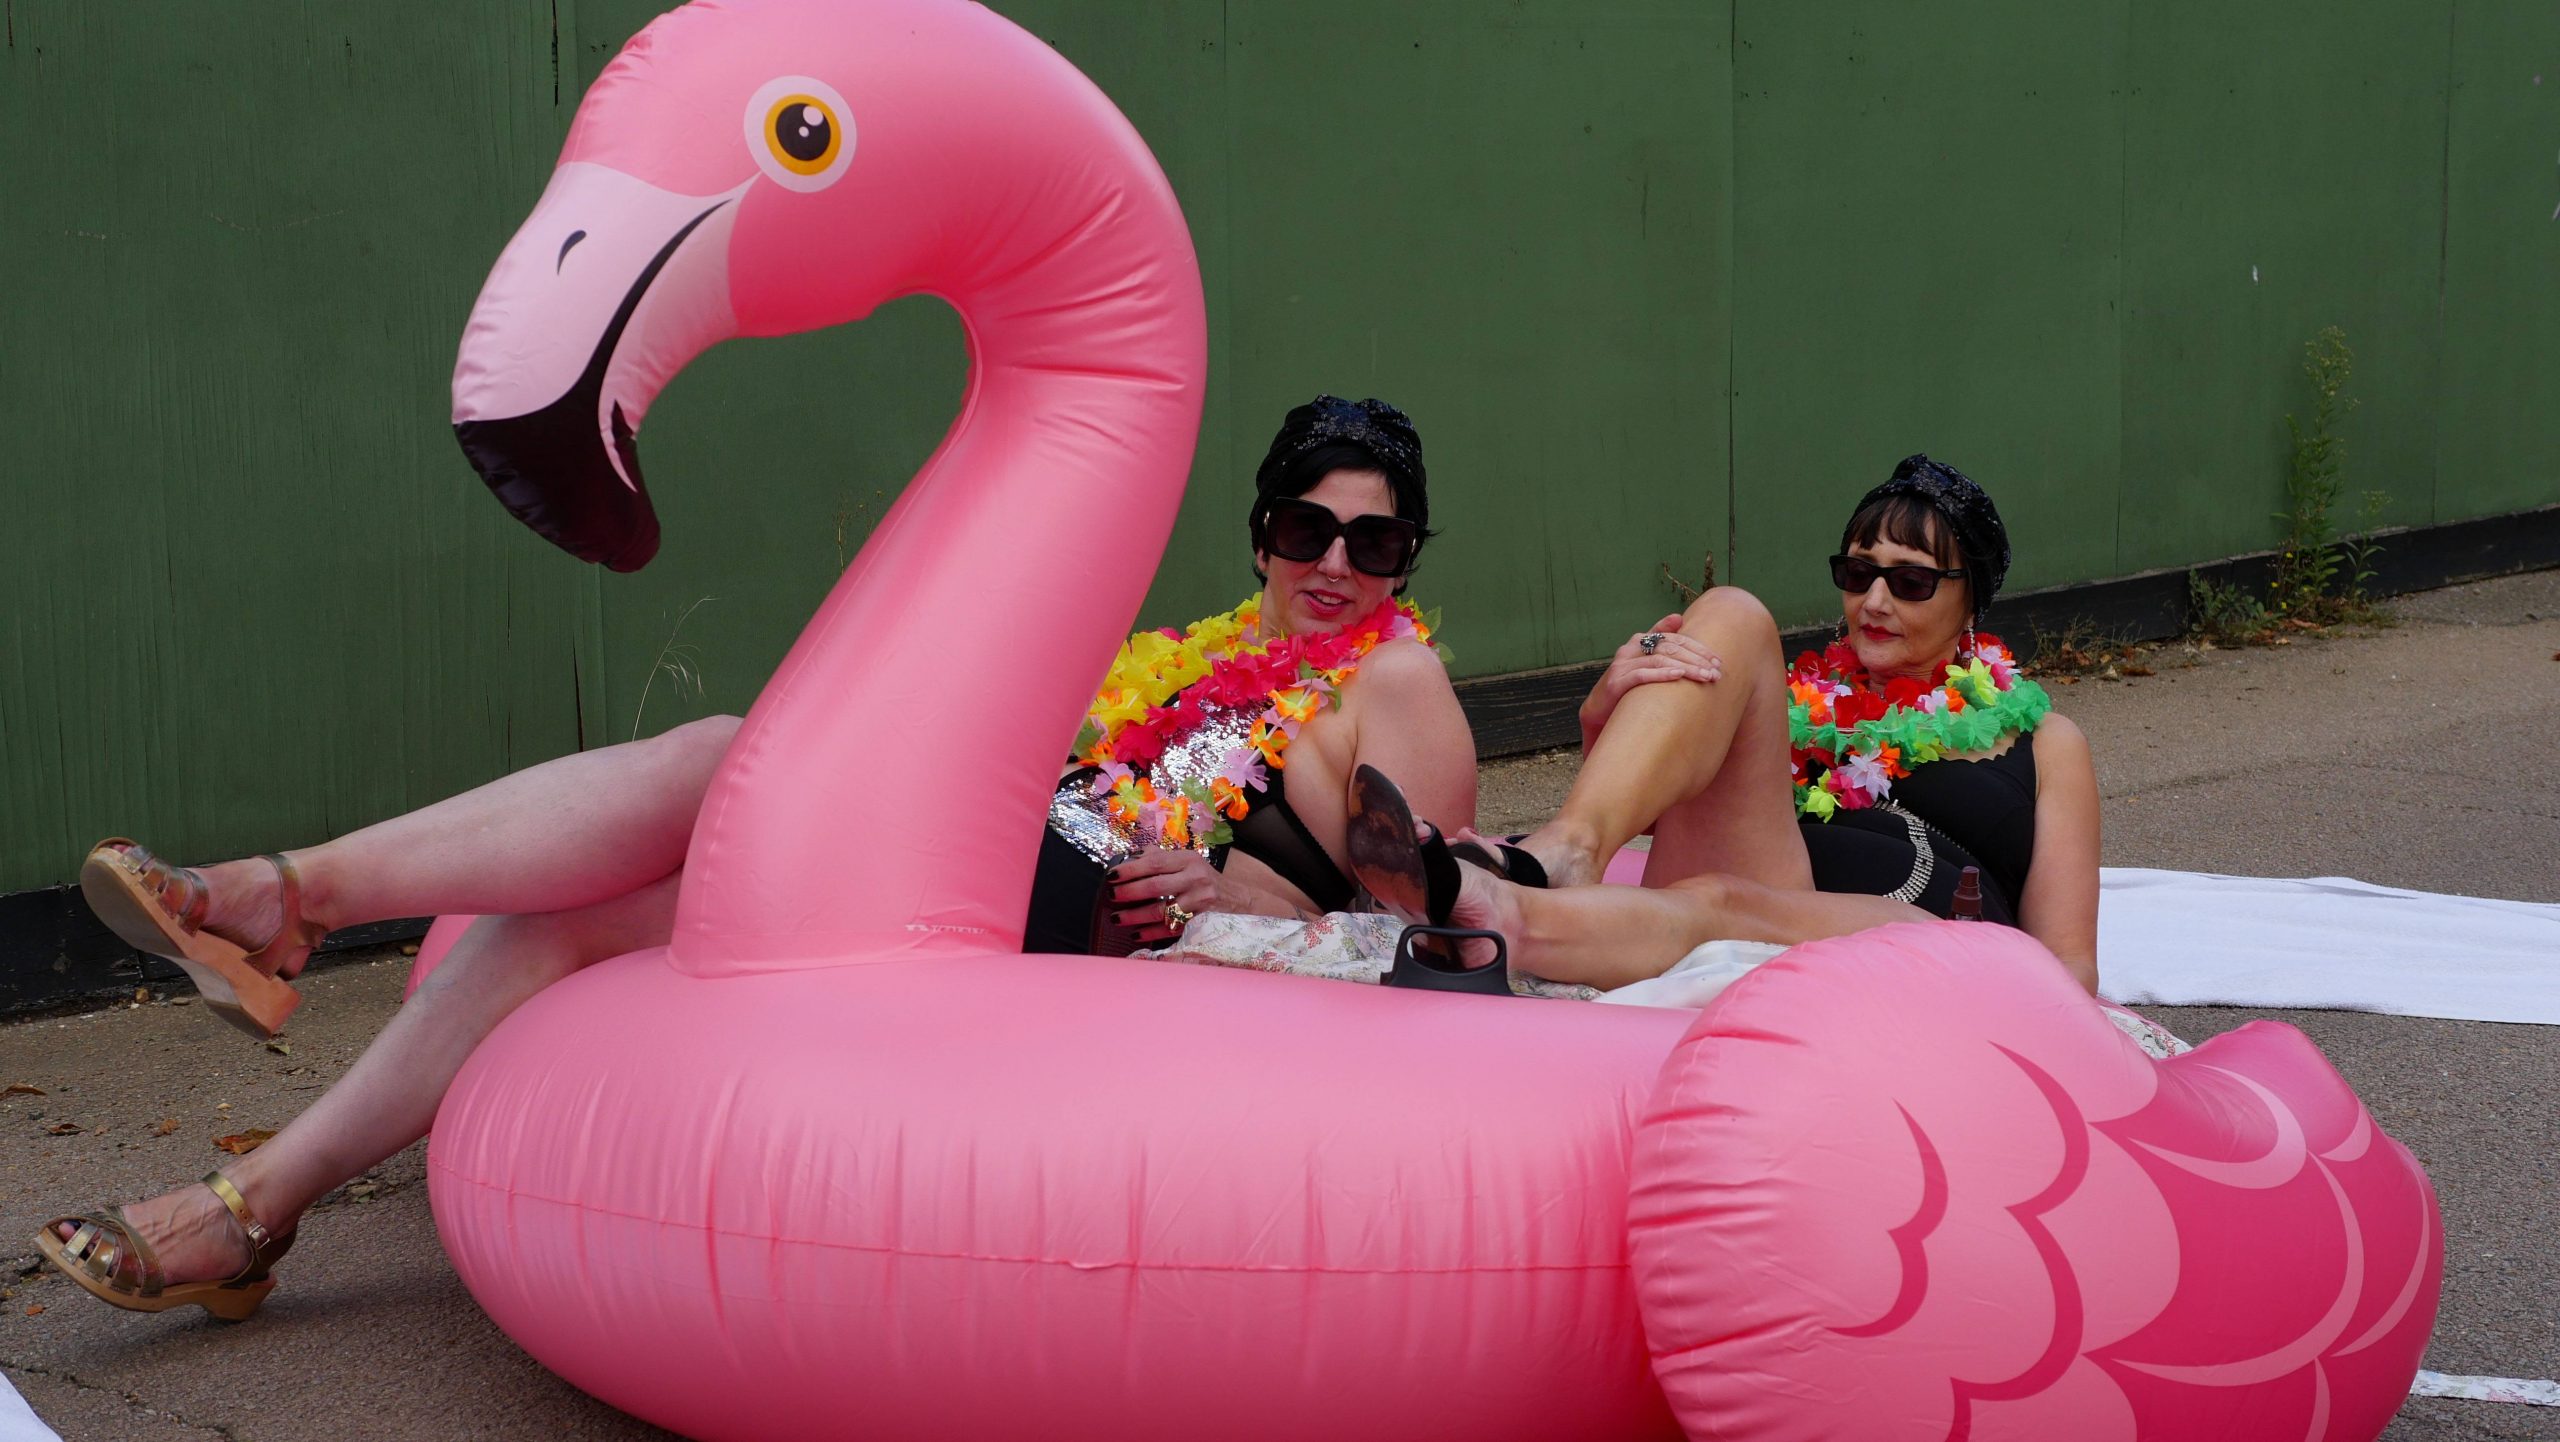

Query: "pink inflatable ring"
(423, 3), (2440, 1439)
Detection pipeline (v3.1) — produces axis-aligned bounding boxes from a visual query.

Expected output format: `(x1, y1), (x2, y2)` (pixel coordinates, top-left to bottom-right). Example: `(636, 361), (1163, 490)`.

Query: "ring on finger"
(1162, 897), (1195, 933)
(1639, 632), (1664, 655)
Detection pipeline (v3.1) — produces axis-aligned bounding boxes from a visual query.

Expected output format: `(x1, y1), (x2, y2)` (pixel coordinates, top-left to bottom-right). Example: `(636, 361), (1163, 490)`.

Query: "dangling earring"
(1963, 624), (1978, 659)
(1833, 617), (1847, 645)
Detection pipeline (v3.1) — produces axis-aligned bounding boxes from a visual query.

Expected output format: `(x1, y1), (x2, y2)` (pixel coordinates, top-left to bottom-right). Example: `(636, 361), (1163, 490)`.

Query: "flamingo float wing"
(1631, 922), (2442, 1442)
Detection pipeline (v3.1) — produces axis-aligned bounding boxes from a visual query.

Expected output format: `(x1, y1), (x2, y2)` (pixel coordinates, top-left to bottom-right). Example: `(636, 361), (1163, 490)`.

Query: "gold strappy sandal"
(79, 840), (325, 1037)
(33, 1170), (297, 1322)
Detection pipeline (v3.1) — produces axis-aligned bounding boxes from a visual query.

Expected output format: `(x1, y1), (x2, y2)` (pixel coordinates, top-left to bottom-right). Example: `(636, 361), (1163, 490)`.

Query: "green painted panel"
(1729, 1), (2127, 629)
(1224, 0), (1733, 674)
(2118, 1), (2452, 574)
(2435, 10), (2560, 519)
(0, 3), (581, 892)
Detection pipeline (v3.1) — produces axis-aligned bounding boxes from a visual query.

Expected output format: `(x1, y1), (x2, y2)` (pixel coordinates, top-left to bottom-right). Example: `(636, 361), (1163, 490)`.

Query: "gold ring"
(1162, 898), (1195, 933)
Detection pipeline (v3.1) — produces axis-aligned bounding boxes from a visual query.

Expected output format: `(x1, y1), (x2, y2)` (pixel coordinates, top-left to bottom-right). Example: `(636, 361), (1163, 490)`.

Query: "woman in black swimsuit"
(1351, 457), (2101, 994)
(39, 395), (1478, 1320)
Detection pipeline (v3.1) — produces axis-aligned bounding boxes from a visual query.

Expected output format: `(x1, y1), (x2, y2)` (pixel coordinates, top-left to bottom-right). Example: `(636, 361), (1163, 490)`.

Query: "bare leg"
(1453, 860), (1925, 991)
(56, 871), (682, 1285)
(188, 715), (739, 966)
(1518, 589), (1810, 892)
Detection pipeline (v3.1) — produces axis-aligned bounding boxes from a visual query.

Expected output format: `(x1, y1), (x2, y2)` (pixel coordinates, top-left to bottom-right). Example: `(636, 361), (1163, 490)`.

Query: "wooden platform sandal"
(34, 1170), (297, 1322)
(79, 841), (325, 1038)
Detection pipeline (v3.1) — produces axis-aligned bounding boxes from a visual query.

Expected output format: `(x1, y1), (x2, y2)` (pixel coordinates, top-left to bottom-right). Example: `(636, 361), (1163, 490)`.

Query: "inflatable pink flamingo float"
(430, 2), (2441, 1437)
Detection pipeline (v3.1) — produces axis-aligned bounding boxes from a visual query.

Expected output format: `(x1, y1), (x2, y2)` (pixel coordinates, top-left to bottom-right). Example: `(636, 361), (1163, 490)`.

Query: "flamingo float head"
(452, 0), (1200, 573)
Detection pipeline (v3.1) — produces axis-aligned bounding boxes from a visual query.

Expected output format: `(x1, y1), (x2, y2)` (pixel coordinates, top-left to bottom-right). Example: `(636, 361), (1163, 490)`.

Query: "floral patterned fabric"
(1139, 911), (1598, 1000)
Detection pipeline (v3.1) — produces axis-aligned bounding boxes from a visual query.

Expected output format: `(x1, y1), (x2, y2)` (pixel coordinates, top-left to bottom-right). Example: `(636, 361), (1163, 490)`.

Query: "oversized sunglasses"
(1830, 553), (1966, 603)
(1258, 497), (1420, 578)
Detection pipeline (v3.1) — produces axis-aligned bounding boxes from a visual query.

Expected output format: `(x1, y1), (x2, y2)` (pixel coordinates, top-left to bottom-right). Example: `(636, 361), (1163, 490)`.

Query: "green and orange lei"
(1788, 634), (2051, 820)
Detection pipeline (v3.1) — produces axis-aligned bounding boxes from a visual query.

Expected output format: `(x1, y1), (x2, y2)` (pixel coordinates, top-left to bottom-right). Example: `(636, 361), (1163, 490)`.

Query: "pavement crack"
(3, 1359), (245, 1439)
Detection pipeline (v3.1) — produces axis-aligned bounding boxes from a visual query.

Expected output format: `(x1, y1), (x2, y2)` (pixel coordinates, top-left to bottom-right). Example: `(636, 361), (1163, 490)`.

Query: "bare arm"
(2016, 712), (2101, 993)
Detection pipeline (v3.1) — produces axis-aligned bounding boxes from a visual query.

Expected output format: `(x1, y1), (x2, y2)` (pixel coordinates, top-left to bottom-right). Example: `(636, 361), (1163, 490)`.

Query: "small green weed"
(2272, 327), (2358, 617)
(2188, 326), (2394, 644)
(630, 595), (718, 741)
(1658, 552), (1718, 607)
(2186, 571), (2271, 646)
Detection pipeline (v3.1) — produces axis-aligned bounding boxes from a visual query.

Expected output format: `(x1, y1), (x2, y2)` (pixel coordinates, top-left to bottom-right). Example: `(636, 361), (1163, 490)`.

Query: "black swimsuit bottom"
(1800, 733), (2039, 923)
(1021, 770), (1355, 955)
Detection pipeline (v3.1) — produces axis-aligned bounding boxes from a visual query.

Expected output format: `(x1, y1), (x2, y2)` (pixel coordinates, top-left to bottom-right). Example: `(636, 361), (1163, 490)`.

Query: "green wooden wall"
(2, 1), (2554, 892)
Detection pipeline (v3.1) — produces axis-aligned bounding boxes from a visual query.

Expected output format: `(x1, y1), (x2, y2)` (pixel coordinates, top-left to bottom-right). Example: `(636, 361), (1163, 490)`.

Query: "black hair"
(1840, 492), (1964, 571)
(1247, 396), (1434, 591)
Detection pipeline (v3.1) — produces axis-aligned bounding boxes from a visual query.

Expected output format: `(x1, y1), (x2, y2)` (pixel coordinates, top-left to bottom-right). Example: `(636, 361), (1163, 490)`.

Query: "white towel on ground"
(2096, 868), (2560, 1025)
(0, 1372), (61, 1442)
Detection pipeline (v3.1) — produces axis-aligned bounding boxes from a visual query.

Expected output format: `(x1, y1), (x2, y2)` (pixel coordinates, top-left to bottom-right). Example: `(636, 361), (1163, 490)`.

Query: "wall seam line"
(2115, 0), (2132, 581)
(2432, 0), (2458, 527)
(1724, 0), (1739, 585)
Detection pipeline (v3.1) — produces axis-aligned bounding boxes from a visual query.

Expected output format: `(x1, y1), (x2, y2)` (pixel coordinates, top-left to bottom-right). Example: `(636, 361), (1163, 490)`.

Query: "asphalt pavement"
(6, 569), (2557, 1441)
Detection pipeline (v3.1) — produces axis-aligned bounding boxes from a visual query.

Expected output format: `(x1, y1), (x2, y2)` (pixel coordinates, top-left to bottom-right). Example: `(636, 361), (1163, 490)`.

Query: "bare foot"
(191, 855), (321, 977)
(1441, 854), (1528, 973)
(1511, 819), (1606, 889)
(52, 1179), (269, 1288)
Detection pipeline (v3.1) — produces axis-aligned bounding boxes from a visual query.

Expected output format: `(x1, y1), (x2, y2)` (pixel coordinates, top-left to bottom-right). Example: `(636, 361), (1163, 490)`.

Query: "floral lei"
(1070, 594), (1435, 849)
(1788, 634), (2051, 821)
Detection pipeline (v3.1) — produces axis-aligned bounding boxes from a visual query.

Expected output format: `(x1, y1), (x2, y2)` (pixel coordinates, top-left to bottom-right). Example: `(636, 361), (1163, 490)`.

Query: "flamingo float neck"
(680, 304), (1205, 971)
(448, 0), (1208, 973)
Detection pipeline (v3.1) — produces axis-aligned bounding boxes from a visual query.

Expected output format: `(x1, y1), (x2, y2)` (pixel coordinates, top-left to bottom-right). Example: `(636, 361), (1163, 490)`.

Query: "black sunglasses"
(1259, 497), (1420, 578)
(1830, 553), (1966, 603)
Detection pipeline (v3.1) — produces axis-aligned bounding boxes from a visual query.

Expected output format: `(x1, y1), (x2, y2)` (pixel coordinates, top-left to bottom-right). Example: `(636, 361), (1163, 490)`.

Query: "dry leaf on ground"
(22, 1305), (41, 1317)
(45, 1122), (81, 1135)
(264, 1040), (291, 1056)
(213, 1129), (276, 1155)
(153, 1118), (180, 1137)
(3, 1084), (46, 1098)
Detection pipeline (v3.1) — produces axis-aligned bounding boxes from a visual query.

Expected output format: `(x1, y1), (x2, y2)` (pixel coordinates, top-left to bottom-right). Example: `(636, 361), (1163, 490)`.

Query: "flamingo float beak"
(451, 162), (750, 572)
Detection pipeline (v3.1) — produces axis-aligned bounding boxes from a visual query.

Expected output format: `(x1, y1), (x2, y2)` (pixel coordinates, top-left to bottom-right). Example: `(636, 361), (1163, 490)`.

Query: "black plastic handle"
(1385, 926), (1513, 997)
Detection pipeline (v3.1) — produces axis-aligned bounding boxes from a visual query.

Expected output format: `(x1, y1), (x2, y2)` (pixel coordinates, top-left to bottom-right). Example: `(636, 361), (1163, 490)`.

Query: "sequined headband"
(1253, 395), (1425, 497)
(1853, 454), (2011, 616)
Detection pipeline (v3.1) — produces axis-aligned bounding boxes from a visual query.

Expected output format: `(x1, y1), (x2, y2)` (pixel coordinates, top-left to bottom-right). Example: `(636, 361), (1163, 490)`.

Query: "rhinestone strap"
(1878, 802), (1936, 906)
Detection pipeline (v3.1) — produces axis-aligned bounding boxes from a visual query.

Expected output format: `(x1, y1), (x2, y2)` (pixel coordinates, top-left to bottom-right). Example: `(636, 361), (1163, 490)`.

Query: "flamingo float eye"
(745, 76), (855, 191)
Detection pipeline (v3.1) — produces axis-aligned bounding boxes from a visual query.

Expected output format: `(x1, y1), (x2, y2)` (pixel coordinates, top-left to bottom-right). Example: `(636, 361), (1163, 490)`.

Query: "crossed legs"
(53, 715), (740, 1289)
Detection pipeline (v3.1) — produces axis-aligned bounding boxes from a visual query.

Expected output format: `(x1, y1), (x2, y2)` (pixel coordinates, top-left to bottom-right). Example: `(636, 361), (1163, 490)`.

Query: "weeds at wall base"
(2185, 325), (2395, 650)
